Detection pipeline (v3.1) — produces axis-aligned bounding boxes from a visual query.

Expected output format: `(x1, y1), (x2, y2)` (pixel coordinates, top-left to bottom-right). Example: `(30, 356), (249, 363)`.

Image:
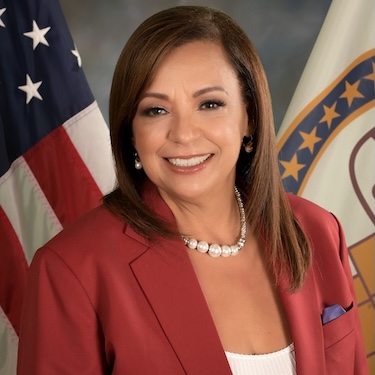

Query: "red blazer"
(17, 183), (368, 374)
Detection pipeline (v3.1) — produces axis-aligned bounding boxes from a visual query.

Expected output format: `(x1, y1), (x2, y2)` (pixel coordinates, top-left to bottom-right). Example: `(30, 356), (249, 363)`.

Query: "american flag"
(0, 0), (115, 372)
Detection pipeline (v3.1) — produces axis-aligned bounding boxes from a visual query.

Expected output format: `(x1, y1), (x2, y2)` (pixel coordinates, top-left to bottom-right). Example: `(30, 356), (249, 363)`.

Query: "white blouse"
(225, 343), (296, 375)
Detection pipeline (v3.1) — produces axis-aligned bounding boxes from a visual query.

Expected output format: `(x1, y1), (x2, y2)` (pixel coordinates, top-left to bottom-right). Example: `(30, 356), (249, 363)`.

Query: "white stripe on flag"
(0, 157), (62, 265)
(63, 101), (116, 196)
(0, 307), (18, 375)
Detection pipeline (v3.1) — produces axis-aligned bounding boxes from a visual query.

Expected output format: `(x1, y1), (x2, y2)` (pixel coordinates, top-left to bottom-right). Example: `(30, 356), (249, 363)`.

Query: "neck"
(160, 185), (242, 246)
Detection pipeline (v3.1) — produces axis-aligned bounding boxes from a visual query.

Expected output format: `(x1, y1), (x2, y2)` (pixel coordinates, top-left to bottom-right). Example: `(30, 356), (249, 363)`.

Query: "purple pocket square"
(322, 304), (346, 325)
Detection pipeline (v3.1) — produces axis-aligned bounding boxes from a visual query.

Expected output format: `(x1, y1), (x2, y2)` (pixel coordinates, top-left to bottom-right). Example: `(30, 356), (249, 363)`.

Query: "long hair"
(103, 6), (311, 291)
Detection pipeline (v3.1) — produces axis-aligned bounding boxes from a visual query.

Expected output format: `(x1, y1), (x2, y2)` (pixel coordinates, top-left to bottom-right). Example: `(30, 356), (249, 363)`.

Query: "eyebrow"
(142, 92), (169, 100)
(141, 86), (228, 100)
(193, 86), (228, 97)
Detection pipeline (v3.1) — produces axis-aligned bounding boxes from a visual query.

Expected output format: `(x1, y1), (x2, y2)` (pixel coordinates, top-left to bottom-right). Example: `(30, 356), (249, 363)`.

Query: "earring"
(134, 153), (143, 170)
(243, 135), (253, 153)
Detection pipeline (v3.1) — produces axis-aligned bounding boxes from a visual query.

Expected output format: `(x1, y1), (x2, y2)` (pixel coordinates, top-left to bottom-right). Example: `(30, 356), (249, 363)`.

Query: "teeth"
(168, 154), (210, 167)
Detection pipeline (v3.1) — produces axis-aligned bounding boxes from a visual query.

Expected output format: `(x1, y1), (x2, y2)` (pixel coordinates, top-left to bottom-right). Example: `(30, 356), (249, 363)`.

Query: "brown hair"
(103, 6), (311, 291)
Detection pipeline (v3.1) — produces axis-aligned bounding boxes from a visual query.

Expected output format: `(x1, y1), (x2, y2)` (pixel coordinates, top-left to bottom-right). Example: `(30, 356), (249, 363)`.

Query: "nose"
(167, 114), (200, 144)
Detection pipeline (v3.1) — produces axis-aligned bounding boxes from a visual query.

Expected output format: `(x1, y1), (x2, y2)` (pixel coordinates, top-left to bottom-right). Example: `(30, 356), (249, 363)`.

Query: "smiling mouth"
(167, 154), (211, 167)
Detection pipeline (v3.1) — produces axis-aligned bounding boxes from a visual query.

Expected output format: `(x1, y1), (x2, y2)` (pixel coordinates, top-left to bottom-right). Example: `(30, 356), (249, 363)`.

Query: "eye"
(141, 107), (168, 117)
(200, 100), (225, 110)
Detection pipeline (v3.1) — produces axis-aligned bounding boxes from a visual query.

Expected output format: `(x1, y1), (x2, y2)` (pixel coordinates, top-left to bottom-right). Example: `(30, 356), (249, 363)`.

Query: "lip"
(164, 153), (212, 172)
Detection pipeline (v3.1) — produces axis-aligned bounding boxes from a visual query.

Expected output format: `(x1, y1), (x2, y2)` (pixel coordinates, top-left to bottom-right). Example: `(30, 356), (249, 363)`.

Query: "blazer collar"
(130, 238), (232, 374)
(125, 182), (232, 374)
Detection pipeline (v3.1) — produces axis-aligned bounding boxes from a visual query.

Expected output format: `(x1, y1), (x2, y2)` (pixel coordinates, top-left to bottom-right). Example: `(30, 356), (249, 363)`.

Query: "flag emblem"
(278, 50), (375, 195)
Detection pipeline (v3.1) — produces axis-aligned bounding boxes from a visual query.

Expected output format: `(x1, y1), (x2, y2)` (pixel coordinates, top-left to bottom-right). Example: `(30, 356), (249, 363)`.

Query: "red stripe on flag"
(0, 206), (28, 335)
(24, 126), (103, 227)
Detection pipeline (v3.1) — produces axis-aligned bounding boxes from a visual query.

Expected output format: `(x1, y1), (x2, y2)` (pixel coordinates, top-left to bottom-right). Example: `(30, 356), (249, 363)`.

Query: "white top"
(225, 343), (296, 375)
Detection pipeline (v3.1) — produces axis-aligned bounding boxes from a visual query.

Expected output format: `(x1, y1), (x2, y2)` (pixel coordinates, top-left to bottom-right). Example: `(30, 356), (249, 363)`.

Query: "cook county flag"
(277, 0), (375, 369)
(0, 0), (115, 373)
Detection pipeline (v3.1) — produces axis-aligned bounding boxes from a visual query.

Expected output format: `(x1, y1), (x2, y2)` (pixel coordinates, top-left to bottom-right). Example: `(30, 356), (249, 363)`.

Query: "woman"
(17, 6), (368, 375)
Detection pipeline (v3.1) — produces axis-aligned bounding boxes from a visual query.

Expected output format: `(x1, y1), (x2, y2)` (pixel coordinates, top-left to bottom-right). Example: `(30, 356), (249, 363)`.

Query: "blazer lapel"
(129, 236), (232, 374)
(279, 271), (326, 374)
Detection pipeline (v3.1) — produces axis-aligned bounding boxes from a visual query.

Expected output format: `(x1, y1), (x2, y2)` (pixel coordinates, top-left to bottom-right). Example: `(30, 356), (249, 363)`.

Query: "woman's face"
(132, 41), (250, 202)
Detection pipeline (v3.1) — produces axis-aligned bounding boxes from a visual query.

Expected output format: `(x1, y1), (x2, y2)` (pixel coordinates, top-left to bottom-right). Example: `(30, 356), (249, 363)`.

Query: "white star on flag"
(0, 8), (6, 28)
(71, 45), (82, 67)
(18, 74), (43, 104)
(23, 20), (51, 50)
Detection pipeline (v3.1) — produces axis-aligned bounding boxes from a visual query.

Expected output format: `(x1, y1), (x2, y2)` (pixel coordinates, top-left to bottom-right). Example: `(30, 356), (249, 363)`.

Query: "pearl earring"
(134, 153), (143, 170)
(243, 135), (253, 153)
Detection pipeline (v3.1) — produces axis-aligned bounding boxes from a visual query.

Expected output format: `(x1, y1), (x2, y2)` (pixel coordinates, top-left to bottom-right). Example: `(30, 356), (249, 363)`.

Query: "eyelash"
(200, 100), (225, 110)
(141, 107), (167, 117)
(140, 100), (225, 117)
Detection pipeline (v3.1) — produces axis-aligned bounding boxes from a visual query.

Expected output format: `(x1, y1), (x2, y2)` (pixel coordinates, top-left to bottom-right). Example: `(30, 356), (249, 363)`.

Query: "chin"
(161, 180), (221, 202)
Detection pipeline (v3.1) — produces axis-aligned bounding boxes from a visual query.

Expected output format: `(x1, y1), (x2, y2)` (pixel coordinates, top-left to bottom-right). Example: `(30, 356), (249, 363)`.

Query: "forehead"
(146, 41), (239, 91)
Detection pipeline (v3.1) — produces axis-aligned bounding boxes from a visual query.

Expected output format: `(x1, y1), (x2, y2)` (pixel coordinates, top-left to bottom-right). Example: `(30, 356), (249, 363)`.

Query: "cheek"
(132, 123), (151, 152)
(132, 126), (164, 159)
(217, 121), (245, 145)
(211, 131), (242, 161)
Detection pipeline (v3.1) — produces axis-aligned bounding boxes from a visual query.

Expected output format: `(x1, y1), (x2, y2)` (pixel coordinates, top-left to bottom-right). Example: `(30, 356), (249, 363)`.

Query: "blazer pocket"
(322, 302), (355, 349)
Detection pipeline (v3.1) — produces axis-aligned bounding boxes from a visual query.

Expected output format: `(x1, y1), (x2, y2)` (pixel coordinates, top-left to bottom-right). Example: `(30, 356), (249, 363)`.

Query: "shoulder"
(33, 205), (147, 269)
(47, 205), (125, 247)
(286, 193), (345, 260)
(287, 193), (331, 220)
(286, 193), (340, 237)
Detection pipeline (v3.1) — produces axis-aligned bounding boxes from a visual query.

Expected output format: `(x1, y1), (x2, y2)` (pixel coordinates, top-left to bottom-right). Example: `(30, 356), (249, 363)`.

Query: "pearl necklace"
(182, 187), (247, 258)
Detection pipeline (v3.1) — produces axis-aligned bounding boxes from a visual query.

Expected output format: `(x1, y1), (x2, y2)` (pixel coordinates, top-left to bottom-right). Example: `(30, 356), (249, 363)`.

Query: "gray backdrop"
(60, 0), (332, 131)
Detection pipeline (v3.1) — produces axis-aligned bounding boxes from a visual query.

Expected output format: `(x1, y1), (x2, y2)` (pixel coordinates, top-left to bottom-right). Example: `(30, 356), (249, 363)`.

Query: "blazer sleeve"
(17, 247), (109, 375)
(332, 214), (369, 374)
